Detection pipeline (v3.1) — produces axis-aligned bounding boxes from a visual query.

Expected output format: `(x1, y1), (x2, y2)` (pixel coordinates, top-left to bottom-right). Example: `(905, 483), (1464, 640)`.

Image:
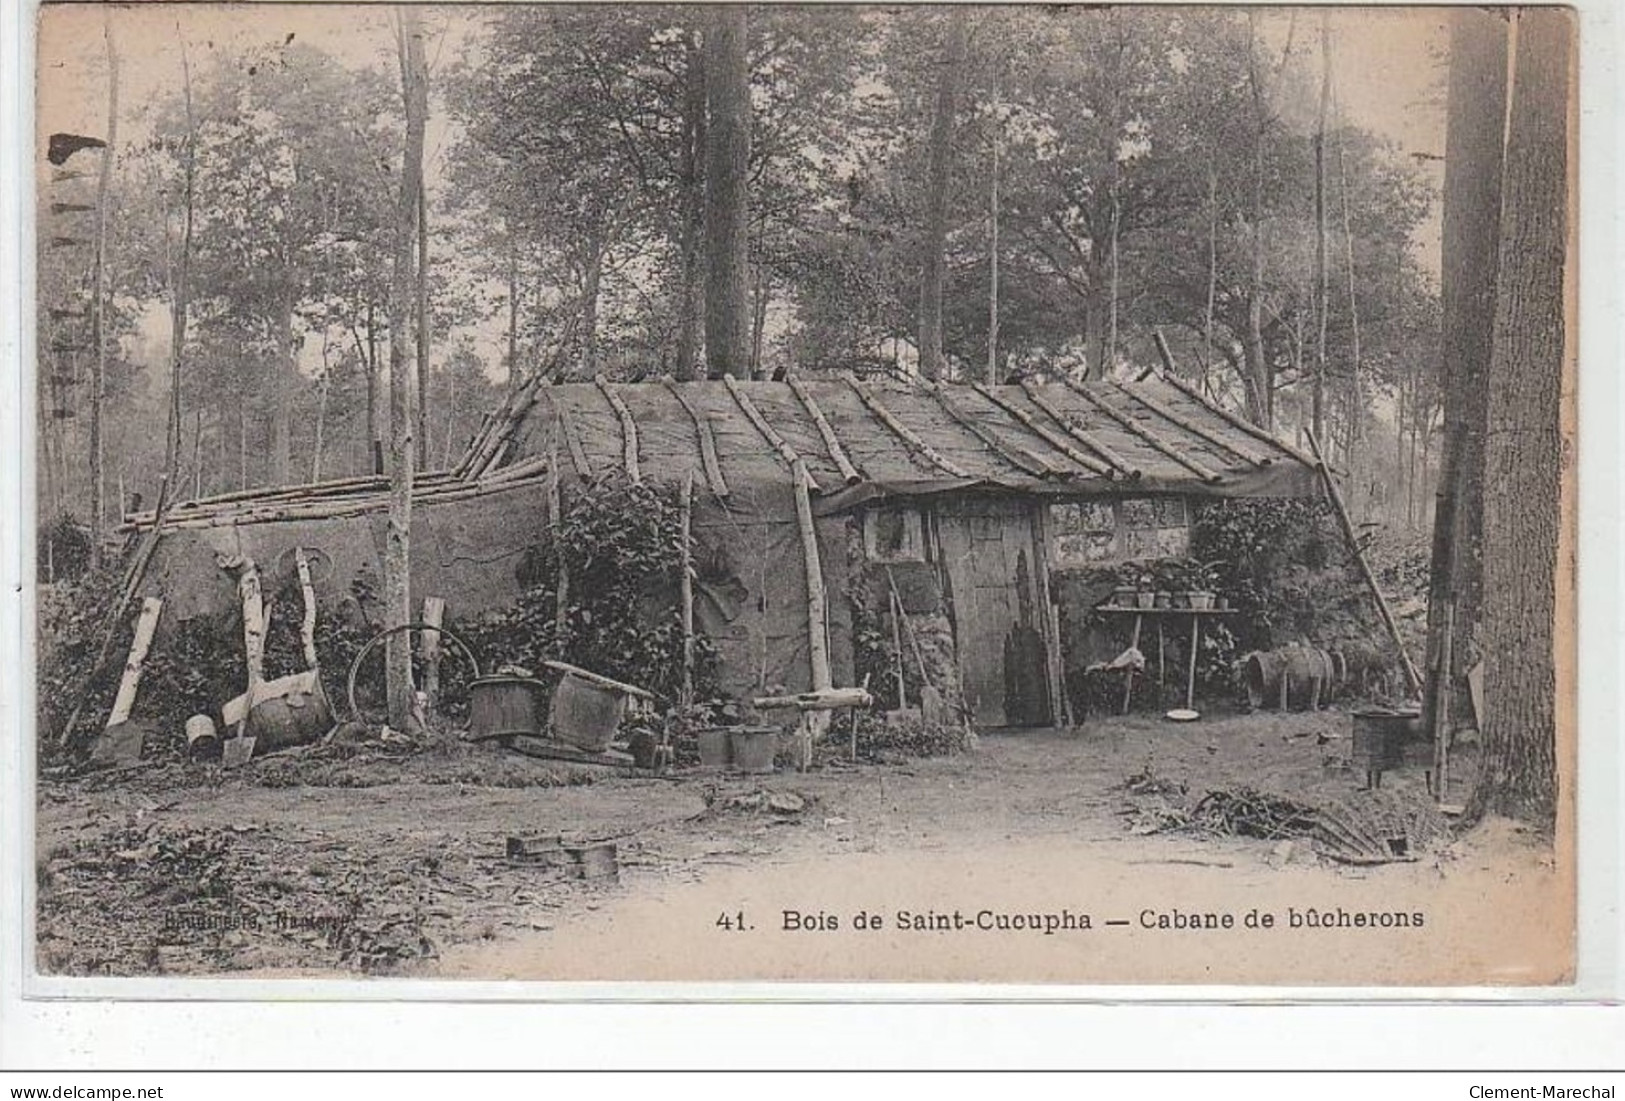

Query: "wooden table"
(1093, 605), (1234, 715)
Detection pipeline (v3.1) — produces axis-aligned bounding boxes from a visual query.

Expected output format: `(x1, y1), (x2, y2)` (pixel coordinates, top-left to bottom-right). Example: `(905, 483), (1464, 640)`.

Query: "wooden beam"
(1113, 380), (1270, 468)
(594, 375), (643, 483)
(723, 375), (821, 492)
(1017, 380), (1141, 478)
(295, 546), (319, 670)
(790, 460), (833, 693)
(846, 375), (971, 478)
(1159, 370), (1319, 467)
(1306, 428), (1422, 694)
(663, 379), (731, 499)
(973, 383), (1115, 478)
(1063, 379), (1224, 483)
(789, 377), (863, 485)
(557, 405), (595, 480)
(929, 383), (1058, 478)
(421, 596), (446, 705)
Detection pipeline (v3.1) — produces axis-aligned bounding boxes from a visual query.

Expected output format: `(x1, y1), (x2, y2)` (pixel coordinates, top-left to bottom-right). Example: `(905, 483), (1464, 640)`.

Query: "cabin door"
(935, 499), (1054, 729)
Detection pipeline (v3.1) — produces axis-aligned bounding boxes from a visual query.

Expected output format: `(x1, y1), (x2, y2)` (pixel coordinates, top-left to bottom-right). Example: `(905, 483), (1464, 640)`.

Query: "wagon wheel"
(270, 544), (335, 587)
(344, 621), (482, 729)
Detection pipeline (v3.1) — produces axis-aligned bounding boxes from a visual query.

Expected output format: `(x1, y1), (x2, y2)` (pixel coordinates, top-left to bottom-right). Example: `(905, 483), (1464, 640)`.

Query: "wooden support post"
(792, 460), (832, 693)
(889, 587), (907, 708)
(421, 596), (446, 704)
(1121, 613), (1143, 715)
(237, 560), (265, 735)
(295, 546), (319, 670)
(1306, 428), (1422, 695)
(1152, 328), (1179, 376)
(106, 597), (162, 729)
(678, 471), (695, 707)
(1185, 614), (1201, 711)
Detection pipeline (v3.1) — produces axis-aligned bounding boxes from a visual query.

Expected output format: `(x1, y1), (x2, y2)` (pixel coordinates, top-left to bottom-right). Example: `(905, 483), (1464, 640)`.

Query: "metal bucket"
(469, 675), (542, 741)
(697, 727), (733, 769)
(185, 714), (219, 757)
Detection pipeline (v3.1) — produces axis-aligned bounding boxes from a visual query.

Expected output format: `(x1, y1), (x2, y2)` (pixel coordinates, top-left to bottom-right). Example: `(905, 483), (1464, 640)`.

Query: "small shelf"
(1093, 605), (1233, 615)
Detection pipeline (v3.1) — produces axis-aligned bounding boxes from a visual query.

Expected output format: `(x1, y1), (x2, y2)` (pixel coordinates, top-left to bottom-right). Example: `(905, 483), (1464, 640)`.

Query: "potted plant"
(1134, 571), (1157, 609)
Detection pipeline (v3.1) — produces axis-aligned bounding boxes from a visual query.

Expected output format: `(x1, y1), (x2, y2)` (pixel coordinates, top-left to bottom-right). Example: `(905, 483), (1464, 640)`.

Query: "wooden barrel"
(1244, 645), (1338, 711)
(548, 672), (626, 752)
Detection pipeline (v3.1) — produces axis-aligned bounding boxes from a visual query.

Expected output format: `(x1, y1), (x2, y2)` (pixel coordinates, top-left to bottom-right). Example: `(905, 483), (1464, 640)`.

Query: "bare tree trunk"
(88, 16), (119, 567)
(1339, 131), (1365, 471)
(1470, 8), (1571, 830)
(163, 30), (195, 498)
(1243, 14), (1274, 429)
(1312, 13), (1331, 443)
(675, 29), (706, 382)
(579, 231), (604, 379)
(703, 5), (751, 379)
(365, 299), (378, 466)
(270, 290), (295, 486)
(1202, 161), (1218, 394)
(311, 337), (330, 483)
(750, 263), (769, 379)
(385, 10), (428, 730)
(237, 404), (247, 490)
(1426, 6), (1509, 743)
(917, 10), (967, 381)
(416, 183), (430, 467)
(987, 81), (1001, 384)
(505, 245), (519, 391)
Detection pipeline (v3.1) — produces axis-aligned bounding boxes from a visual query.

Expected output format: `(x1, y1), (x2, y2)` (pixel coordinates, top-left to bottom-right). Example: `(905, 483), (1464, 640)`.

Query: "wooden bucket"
(729, 726), (779, 774)
(549, 672), (626, 752)
(468, 676), (543, 741)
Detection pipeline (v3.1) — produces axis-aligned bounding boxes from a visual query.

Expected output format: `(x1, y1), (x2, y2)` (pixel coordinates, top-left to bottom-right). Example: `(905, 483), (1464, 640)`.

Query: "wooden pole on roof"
(1016, 379), (1140, 478)
(723, 375), (821, 491)
(1111, 380), (1271, 468)
(788, 377), (862, 485)
(845, 375), (971, 478)
(972, 383), (1116, 478)
(594, 375), (642, 483)
(663, 379), (731, 498)
(1158, 370), (1320, 467)
(1063, 379), (1224, 483)
(928, 383), (1057, 478)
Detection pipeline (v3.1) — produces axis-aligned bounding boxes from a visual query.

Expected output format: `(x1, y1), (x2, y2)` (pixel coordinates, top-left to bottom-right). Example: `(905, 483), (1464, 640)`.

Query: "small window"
(1050, 497), (1189, 566)
(864, 507), (925, 562)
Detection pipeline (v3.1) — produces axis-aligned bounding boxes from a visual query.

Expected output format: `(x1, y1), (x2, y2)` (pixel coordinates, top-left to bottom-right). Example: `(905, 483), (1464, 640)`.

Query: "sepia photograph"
(24, 1), (1579, 987)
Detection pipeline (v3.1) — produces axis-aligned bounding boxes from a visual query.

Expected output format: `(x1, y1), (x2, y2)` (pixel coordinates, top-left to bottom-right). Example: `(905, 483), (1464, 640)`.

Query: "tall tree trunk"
(237, 404), (247, 490)
(703, 5), (751, 379)
(917, 10), (967, 381)
(1312, 13), (1332, 443)
(1470, 8), (1571, 829)
(1425, 6), (1509, 742)
(416, 183), (430, 467)
(579, 231), (604, 379)
(675, 30), (707, 382)
(1202, 161), (1218, 395)
(1243, 15), (1273, 429)
(88, 16), (118, 567)
(164, 30), (195, 497)
(269, 289), (295, 486)
(311, 336), (330, 483)
(365, 299), (378, 466)
(750, 263), (770, 379)
(987, 80), (1001, 384)
(385, 10), (428, 730)
(1339, 131), (1365, 472)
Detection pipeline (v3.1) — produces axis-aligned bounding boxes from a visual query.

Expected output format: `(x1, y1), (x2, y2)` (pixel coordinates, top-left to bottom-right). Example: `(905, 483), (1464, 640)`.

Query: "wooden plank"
(846, 376), (971, 478)
(972, 383), (1116, 478)
(724, 376), (821, 492)
(1017, 380), (1140, 478)
(928, 383), (1058, 478)
(1063, 379), (1224, 483)
(106, 597), (162, 728)
(1306, 428), (1423, 694)
(542, 659), (656, 700)
(594, 375), (642, 483)
(663, 379), (731, 498)
(1031, 505), (1072, 728)
(1113, 380), (1270, 468)
(789, 377), (863, 485)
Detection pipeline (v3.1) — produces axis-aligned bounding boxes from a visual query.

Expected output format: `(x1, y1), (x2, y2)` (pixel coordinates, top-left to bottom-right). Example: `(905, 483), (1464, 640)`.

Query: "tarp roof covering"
(468, 375), (1320, 507)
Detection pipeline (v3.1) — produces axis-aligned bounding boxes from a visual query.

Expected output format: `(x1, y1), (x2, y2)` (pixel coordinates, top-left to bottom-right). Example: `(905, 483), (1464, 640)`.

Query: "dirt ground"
(33, 707), (1570, 986)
